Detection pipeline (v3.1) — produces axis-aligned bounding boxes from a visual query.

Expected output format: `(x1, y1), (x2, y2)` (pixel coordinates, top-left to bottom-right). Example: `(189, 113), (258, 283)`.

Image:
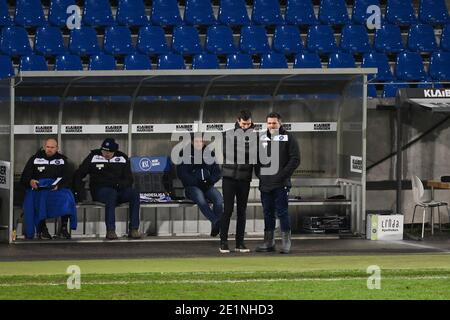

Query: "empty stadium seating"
(192, 53), (220, 69)
(285, 0), (318, 26)
(0, 55), (13, 78)
(19, 54), (48, 72)
(260, 52), (288, 68)
(184, 0), (216, 26)
(0, 0), (446, 97)
(116, 0), (148, 27)
(205, 25), (236, 55)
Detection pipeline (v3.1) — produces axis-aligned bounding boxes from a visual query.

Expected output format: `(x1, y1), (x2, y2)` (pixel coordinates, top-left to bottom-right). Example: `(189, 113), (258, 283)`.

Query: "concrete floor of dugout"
(1, 233), (450, 262)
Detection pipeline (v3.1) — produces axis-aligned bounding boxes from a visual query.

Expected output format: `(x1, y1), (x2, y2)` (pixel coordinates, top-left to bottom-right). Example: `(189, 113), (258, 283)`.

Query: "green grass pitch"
(1, 254), (450, 299)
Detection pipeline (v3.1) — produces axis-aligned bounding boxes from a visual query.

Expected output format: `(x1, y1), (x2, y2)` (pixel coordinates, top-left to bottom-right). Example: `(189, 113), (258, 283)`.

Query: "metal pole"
(396, 105), (403, 214)
(362, 75), (368, 236)
(8, 78), (15, 243)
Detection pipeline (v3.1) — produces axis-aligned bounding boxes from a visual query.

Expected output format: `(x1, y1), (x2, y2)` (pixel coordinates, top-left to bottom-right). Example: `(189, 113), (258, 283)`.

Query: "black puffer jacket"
(20, 149), (72, 189)
(74, 149), (133, 192)
(222, 122), (257, 182)
(256, 126), (300, 192)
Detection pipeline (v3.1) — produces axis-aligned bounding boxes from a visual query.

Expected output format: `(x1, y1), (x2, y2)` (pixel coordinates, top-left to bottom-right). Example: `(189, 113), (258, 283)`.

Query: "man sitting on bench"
(74, 138), (141, 240)
(177, 135), (223, 237)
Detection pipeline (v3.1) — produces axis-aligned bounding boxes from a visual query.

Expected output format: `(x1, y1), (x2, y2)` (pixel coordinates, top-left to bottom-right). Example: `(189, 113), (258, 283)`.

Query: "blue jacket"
(177, 145), (221, 191)
(23, 178), (77, 239)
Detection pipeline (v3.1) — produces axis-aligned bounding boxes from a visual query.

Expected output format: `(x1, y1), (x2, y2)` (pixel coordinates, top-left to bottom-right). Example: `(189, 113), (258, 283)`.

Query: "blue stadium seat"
(306, 25), (337, 54)
(240, 26), (270, 55)
(0, 0), (11, 26)
(418, 0), (450, 25)
(251, 0), (284, 26)
(172, 26), (202, 55)
(0, 26), (32, 57)
(157, 53), (186, 69)
(192, 53), (220, 69)
(318, 0), (350, 25)
(440, 24), (450, 51)
(137, 26), (169, 55)
(184, 0), (216, 26)
(385, 0), (417, 25)
(395, 51), (426, 81)
(382, 81), (409, 98)
(226, 53), (253, 68)
(19, 54), (48, 71)
(0, 55), (13, 78)
(124, 53), (152, 70)
(352, 0), (381, 25)
(103, 26), (133, 56)
(89, 53), (117, 70)
(151, 0), (182, 26)
(205, 25), (236, 55)
(14, 0), (46, 27)
(340, 25), (371, 54)
(327, 52), (356, 68)
(374, 24), (404, 53)
(362, 52), (394, 81)
(260, 52), (288, 68)
(429, 51), (450, 80)
(218, 0), (251, 26)
(83, 0), (115, 27)
(116, 0), (148, 26)
(294, 52), (322, 68)
(407, 24), (438, 52)
(367, 84), (377, 98)
(55, 54), (83, 70)
(272, 25), (303, 55)
(49, 0), (76, 27)
(34, 26), (66, 57)
(69, 26), (100, 56)
(285, 0), (318, 26)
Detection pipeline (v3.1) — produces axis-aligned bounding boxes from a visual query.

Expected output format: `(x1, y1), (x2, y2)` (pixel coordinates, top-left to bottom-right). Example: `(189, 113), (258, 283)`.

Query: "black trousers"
(38, 215), (69, 232)
(220, 177), (251, 244)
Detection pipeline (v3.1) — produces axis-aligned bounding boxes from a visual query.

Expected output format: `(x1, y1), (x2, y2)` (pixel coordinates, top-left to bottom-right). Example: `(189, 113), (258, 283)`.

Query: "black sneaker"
(210, 221), (220, 237)
(219, 241), (230, 253)
(38, 226), (53, 240)
(58, 226), (71, 239)
(235, 244), (250, 253)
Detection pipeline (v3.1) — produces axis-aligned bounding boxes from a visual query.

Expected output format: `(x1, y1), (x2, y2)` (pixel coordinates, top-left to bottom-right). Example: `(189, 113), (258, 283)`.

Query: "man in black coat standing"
(219, 110), (257, 254)
(256, 112), (300, 254)
(74, 138), (141, 240)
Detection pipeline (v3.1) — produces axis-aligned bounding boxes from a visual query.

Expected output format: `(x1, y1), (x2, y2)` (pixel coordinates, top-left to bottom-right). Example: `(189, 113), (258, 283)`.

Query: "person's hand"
(30, 179), (39, 189)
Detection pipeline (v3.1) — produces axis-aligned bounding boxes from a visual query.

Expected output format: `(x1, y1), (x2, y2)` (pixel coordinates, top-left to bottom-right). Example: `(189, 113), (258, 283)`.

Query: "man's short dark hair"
(266, 112), (281, 120)
(238, 110), (252, 121)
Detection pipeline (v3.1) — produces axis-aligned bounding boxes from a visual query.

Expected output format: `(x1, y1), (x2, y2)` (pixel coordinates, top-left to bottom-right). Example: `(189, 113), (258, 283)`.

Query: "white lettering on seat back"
(34, 158), (49, 165)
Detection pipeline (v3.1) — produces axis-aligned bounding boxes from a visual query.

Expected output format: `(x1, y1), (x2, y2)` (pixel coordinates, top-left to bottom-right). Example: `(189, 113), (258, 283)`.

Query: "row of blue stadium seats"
(1, 51), (450, 82)
(2, 23), (450, 58)
(1, 0), (449, 28)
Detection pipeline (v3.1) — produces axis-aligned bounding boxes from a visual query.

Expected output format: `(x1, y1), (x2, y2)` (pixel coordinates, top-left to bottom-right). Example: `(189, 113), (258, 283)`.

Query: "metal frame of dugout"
(0, 68), (375, 243)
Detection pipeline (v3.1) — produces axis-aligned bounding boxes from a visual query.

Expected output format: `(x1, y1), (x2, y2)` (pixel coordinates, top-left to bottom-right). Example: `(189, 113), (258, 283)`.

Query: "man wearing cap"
(74, 138), (141, 240)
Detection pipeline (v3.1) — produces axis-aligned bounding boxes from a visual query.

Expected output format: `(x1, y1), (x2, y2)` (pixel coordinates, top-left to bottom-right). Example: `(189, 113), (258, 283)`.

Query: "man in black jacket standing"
(74, 138), (141, 240)
(21, 138), (76, 239)
(256, 112), (300, 254)
(219, 110), (257, 253)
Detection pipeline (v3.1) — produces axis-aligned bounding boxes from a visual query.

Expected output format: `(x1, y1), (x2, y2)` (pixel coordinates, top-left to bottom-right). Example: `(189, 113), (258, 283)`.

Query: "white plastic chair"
(411, 176), (450, 238)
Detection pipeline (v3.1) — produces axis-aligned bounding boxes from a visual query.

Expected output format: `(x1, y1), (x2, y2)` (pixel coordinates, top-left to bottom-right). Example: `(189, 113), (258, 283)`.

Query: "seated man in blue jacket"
(177, 135), (223, 237)
(20, 138), (77, 240)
